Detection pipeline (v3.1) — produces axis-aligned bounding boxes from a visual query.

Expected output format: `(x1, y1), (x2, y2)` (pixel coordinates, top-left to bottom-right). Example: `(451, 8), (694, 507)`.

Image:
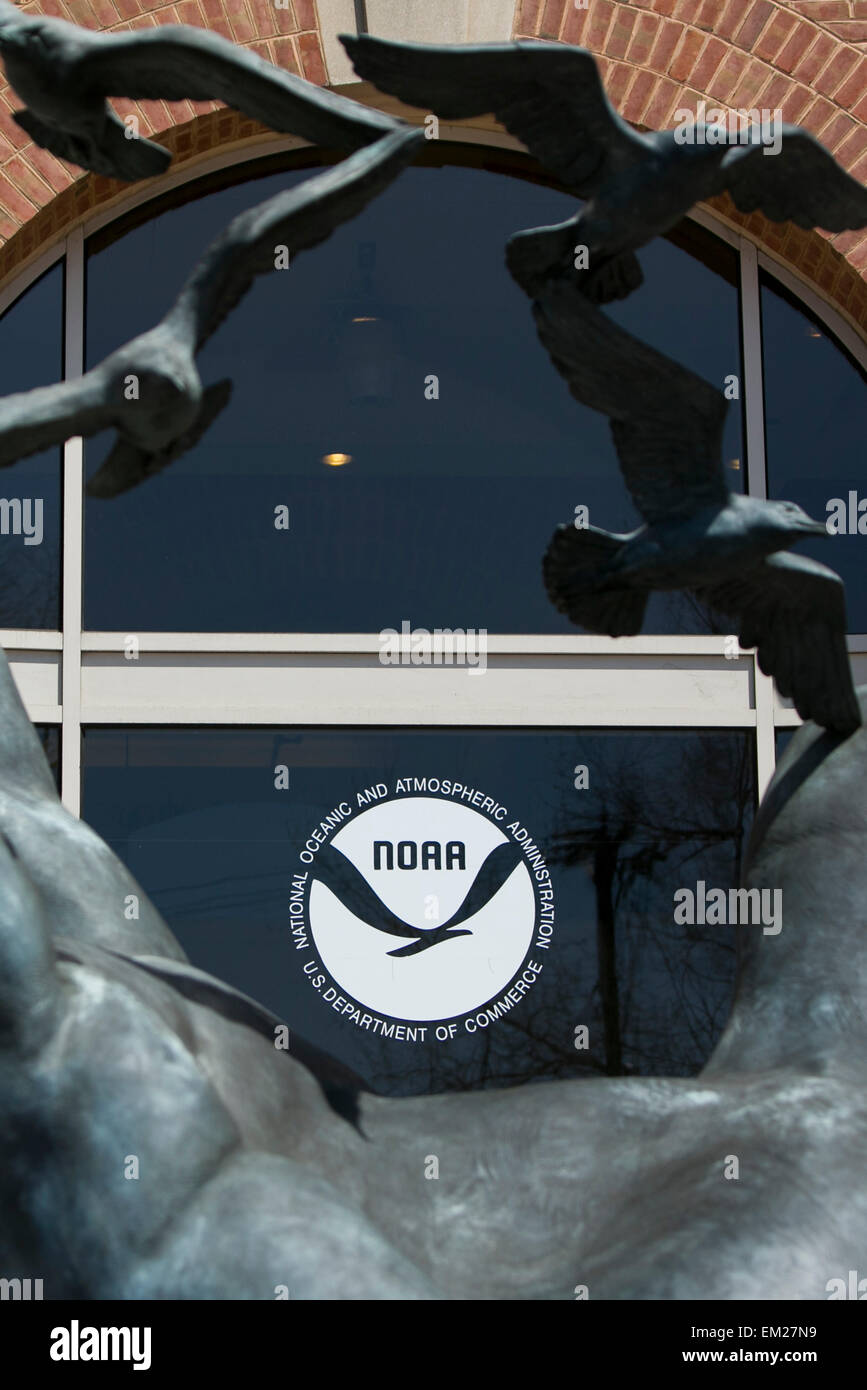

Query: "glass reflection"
(36, 724), (60, 789)
(762, 270), (867, 633)
(84, 149), (742, 634)
(82, 726), (754, 1095)
(0, 264), (63, 629)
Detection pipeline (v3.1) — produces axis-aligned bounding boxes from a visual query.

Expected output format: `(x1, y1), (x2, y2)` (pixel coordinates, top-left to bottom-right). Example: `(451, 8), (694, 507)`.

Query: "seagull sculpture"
(0, 127), (421, 497)
(0, 0), (404, 182)
(340, 35), (867, 303)
(534, 279), (861, 734)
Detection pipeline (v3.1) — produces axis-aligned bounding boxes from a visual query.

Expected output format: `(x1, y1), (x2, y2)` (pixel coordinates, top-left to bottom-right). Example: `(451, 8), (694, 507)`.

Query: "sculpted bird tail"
(543, 522), (647, 636)
(506, 221), (579, 298)
(98, 109), (172, 181)
(507, 223), (643, 303)
(13, 106), (171, 181)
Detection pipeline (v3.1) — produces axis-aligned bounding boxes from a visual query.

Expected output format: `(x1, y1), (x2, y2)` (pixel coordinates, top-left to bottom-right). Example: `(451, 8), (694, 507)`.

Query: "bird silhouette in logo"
(311, 841), (523, 957)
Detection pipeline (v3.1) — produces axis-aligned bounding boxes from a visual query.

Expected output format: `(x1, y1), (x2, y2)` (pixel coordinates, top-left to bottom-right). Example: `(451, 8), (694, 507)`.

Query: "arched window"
(0, 138), (862, 1093)
(82, 145), (743, 634)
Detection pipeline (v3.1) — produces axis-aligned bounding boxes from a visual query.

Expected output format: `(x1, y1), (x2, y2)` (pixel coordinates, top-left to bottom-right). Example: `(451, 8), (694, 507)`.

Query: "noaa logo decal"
(290, 780), (555, 1040)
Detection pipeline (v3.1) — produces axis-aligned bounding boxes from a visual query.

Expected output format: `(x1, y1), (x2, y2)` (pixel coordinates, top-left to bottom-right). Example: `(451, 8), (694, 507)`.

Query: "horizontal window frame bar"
(6, 631), (867, 653)
(0, 629), (63, 649)
(77, 705), (759, 727)
(78, 632), (758, 655)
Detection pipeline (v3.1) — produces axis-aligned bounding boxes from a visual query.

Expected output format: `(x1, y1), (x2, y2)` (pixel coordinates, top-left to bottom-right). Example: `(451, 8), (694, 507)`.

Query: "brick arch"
(0, 0), (325, 282)
(515, 0), (867, 335)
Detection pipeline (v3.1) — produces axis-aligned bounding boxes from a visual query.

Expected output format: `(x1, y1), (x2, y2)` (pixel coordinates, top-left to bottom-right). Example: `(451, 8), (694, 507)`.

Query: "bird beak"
(802, 518), (830, 535)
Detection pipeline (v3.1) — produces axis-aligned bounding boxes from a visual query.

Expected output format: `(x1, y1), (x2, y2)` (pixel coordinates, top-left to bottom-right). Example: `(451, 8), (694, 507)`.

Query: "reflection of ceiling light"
(322, 452), (352, 467)
(729, 458), (741, 470)
(352, 316), (378, 323)
(807, 327), (822, 338)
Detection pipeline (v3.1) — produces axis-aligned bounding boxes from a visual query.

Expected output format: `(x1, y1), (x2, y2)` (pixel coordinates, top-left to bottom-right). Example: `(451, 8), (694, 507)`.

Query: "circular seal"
(292, 785), (553, 1029)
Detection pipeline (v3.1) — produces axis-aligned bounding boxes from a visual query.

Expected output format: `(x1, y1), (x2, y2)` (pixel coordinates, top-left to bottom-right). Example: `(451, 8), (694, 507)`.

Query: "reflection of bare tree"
(648, 588), (730, 635)
(0, 542), (59, 627)
(364, 733), (754, 1098)
(364, 953), (611, 1098)
(551, 734), (753, 1072)
(677, 590), (729, 634)
(568, 825), (624, 1074)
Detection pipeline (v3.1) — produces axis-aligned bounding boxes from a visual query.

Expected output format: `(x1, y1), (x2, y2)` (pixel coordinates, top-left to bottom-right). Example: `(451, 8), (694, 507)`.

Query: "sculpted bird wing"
(698, 552), (861, 733)
(74, 25), (401, 150)
(340, 35), (646, 194)
(714, 127), (867, 232)
(532, 280), (729, 523)
(0, 368), (116, 469)
(165, 127), (422, 351)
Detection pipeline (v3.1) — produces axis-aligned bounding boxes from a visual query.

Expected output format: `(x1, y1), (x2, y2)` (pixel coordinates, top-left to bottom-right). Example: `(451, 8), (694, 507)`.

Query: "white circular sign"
(295, 789), (549, 1026)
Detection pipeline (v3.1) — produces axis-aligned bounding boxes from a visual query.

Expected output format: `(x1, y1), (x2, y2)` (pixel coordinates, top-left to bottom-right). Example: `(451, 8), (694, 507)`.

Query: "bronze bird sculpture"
(535, 279), (860, 734)
(0, 0), (404, 182)
(341, 35), (867, 303)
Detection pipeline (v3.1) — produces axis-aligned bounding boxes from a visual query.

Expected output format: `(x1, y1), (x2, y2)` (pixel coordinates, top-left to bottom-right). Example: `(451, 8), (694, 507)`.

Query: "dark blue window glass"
(37, 724), (60, 789)
(82, 726), (755, 1095)
(762, 270), (867, 633)
(84, 149), (742, 634)
(0, 264), (63, 629)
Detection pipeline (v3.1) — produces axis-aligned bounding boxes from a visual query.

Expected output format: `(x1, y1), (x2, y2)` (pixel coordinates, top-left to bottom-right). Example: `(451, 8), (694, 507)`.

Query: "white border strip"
(754, 665), (777, 797)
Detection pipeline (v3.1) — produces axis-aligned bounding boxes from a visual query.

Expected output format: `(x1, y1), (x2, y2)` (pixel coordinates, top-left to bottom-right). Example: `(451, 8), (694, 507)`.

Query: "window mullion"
(740, 237), (767, 502)
(60, 226), (85, 816)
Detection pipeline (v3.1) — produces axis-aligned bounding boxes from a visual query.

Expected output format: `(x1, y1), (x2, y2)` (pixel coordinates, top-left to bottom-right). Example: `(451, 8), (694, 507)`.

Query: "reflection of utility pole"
(593, 839), (622, 1076)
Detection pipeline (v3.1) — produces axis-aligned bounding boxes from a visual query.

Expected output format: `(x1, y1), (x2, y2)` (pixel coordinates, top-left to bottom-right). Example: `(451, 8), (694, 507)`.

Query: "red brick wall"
(785, 2), (867, 51)
(515, 0), (867, 334)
